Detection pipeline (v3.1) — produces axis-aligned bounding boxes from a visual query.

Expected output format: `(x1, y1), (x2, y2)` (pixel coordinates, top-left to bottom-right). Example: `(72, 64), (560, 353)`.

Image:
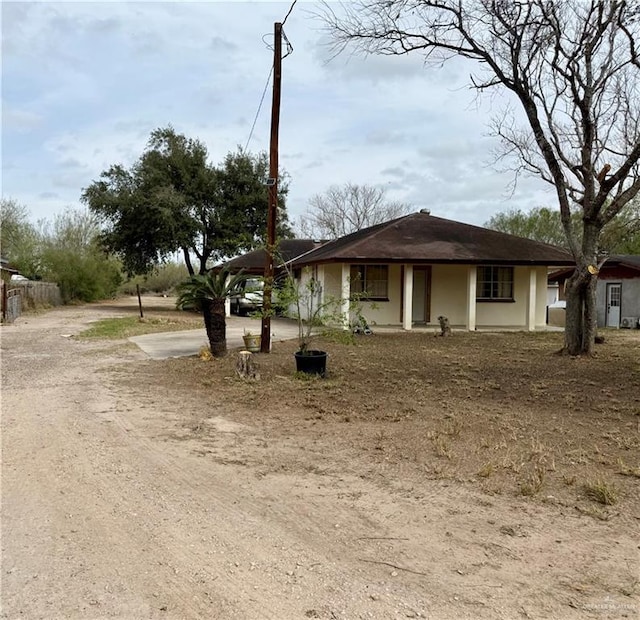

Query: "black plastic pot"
(294, 350), (328, 377)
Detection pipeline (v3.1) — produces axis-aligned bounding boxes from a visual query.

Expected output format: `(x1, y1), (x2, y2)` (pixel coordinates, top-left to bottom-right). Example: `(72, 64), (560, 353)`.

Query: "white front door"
(606, 283), (621, 327)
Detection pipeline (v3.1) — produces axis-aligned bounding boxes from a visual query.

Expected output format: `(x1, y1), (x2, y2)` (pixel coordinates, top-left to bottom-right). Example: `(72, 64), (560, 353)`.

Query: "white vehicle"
(229, 278), (264, 315)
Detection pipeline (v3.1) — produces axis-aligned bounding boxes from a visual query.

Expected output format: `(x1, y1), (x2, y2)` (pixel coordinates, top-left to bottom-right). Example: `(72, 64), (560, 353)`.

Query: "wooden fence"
(1, 281), (62, 323)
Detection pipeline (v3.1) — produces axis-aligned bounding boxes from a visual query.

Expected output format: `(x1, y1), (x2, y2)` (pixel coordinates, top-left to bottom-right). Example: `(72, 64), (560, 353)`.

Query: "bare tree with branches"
(319, 0), (640, 355)
(297, 183), (410, 239)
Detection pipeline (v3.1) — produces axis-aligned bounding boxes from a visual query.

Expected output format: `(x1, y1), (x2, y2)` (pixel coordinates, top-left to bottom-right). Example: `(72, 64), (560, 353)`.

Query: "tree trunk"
(564, 272), (586, 354)
(564, 223), (600, 356)
(202, 302), (213, 342)
(584, 276), (598, 350)
(206, 298), (227, 357)
(198, 249), (211, 276)
(236, 351), (260, 380)
(182, 247), (195, 276)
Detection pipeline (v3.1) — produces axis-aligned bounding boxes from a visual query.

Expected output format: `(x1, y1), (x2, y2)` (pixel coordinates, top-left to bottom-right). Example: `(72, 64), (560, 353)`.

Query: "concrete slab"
(129, 317), (300, 360)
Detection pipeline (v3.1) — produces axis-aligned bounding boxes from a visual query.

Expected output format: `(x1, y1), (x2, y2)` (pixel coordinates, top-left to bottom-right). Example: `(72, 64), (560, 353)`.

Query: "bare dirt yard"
(2, 297), (639, 619)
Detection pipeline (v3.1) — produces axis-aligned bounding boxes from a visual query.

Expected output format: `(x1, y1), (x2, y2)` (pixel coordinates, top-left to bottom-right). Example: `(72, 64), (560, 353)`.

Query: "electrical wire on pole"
(260, 0), (297, 352)
(244, 66), (274, 153)
(260, 21), (282, 353)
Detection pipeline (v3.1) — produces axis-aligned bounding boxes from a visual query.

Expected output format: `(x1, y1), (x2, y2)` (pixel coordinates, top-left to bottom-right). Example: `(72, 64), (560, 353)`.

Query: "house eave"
(292, 257), (576, 268)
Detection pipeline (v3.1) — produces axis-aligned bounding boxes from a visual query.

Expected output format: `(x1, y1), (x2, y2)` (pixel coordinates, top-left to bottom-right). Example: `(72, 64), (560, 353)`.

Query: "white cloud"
(2, 103), (44, 131)
(2, 1), (554, 230)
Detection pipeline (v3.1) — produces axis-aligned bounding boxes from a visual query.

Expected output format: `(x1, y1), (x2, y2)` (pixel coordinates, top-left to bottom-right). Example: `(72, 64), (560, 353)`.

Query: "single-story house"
(549, 255), (640, 328)
(279, 211), (575, 331)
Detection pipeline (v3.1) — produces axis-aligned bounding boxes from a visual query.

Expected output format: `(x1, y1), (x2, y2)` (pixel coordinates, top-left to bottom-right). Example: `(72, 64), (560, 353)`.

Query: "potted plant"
(278, 268), (348, 377)
(242, 329), (262, 353)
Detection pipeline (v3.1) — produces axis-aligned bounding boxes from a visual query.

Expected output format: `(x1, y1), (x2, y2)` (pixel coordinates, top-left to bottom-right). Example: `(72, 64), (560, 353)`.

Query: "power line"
(282, 0), (298, 26)
(245, 4), (296, 153)
(244, 65), (274, 152)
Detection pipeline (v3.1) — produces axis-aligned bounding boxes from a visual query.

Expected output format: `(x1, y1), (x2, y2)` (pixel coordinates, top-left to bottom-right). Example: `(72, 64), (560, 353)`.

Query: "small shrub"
(199, 346), (213, 361)
(444, 417), (464, 437)
(143, 263), (189, 294)
(119, 262), (189, 296)
(321, 328), (356, 346)
(477, 462), (494, 478)
(433, 435), (452, 459)
(582, 479), (619, 505)
(519, 465), (545, 496)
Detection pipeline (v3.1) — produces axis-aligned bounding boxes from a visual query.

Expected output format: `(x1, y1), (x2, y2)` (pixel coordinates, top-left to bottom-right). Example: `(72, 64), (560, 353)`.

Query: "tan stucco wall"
(475, 266), (548, 327)
(320, 263), (549, 329)
(536, 267), (549, 327)
(322, 264), (342, 299)
(362, 264), (401, 325)
(430, 265), (468, 325)
(322, 263), (401, 326)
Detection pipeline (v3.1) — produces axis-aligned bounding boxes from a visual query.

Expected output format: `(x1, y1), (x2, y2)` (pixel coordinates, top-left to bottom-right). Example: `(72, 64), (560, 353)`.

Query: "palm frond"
(176, 268), (250, 309)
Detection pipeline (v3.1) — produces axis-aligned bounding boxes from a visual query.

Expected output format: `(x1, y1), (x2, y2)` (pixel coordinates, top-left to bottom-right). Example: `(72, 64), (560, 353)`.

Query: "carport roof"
(289, 212), (575, 267)
(221, 239), (325, 274)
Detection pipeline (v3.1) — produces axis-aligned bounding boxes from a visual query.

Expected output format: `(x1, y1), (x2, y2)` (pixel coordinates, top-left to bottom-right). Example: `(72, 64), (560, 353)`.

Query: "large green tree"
(486, 201), (640, 254)
(82, 127), (292, 276)
(486, 207), (575, 248)
(320, 1), (640, 356)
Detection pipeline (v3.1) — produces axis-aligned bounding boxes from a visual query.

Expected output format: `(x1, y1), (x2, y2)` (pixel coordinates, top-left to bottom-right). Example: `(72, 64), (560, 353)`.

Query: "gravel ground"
(1, 298), (638, 619)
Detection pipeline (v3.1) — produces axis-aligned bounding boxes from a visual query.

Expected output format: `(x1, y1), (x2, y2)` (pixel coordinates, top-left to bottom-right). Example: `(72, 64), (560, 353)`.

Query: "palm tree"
(176, 268), (248, 357)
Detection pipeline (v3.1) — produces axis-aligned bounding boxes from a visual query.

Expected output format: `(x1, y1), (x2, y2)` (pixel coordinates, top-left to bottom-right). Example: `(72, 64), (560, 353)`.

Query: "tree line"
(486, 203), (640, 255)
(1, 199), (122, 303)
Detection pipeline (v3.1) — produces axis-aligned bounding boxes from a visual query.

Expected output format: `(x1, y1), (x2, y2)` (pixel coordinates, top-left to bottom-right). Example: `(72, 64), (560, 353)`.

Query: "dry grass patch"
(125, 328), (640, 519)
(582, 479), (619, 505)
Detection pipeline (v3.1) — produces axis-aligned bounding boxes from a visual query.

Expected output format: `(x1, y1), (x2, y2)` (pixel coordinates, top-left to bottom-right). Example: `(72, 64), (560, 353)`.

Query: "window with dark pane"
(477, 266), (514, 301)
(350, 265), (389, 300)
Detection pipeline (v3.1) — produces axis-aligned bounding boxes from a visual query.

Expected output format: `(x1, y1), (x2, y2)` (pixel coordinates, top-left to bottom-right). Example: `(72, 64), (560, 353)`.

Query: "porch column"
(316, 264), (325, 308)
(403, 264), (413, 331)
(527, 267), (537, 331)
(340, 263), (350, 329)
(225, 273), (231, 317)
(466, 266), (477, 331)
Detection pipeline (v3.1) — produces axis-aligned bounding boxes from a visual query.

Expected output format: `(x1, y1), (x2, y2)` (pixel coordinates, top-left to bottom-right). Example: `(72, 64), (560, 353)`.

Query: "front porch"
(318, 262), (550, 332)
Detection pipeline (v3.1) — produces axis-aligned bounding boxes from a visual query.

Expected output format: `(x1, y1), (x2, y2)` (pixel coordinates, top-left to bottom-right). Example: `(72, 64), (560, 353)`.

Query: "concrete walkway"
(129, 316), (563, 360)
(129, 317), (300, 360)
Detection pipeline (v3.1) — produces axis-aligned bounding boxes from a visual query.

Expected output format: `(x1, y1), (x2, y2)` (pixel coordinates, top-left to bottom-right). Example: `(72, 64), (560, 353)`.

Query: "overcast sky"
(2, 1), (556, 230)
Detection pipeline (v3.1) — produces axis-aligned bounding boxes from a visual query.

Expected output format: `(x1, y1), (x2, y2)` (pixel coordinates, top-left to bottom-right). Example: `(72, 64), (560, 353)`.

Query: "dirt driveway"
(1, 300), (638, 619)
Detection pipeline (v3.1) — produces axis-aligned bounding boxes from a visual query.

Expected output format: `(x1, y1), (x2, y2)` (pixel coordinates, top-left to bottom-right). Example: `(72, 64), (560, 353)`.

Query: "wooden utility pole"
(261, 21), (282, 353)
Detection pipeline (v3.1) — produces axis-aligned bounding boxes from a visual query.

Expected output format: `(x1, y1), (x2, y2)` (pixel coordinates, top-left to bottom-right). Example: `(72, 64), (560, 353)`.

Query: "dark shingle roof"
(222, 239), (325, 273)
(289, 212), (575, 267)
(612, 254), (640, 270)
(548, 254), (640, 282)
